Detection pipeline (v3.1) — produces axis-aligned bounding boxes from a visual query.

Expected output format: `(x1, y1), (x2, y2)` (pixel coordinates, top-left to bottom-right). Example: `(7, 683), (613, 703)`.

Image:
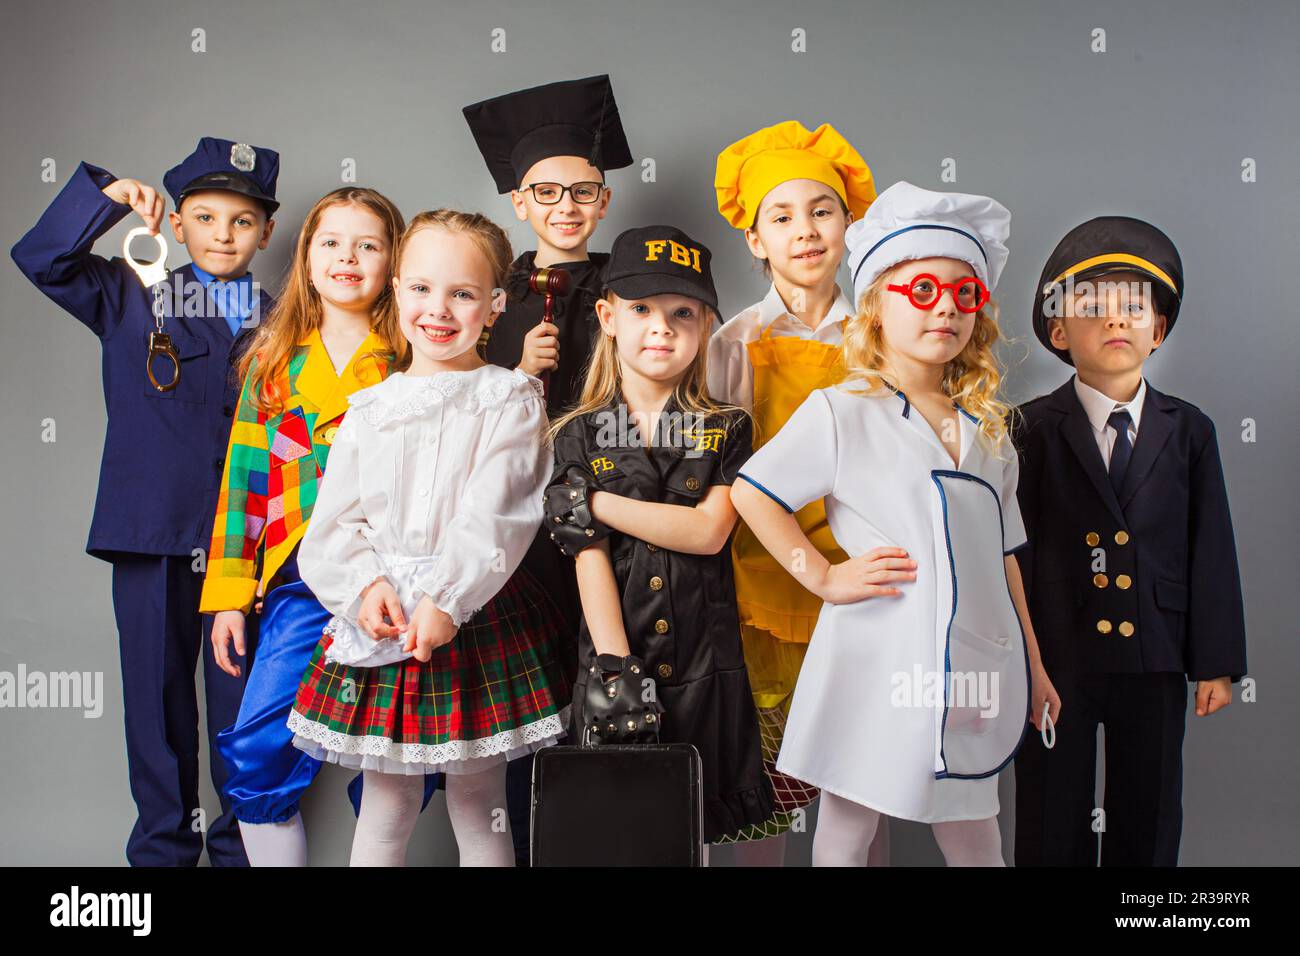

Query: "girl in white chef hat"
(733, 182), (1058, 865)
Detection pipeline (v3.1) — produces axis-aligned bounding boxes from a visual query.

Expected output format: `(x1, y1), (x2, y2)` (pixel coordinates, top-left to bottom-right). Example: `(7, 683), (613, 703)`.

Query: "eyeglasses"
(517, 182), (606, 205)
(886, 274), (989, 314)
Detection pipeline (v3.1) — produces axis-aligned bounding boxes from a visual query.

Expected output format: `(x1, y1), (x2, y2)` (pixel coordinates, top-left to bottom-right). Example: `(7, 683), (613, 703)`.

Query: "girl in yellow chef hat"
(708, 120), (888, 865)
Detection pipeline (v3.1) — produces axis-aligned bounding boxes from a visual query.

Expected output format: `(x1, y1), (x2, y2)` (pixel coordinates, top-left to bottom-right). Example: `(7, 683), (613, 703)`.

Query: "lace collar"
(348, 367), (542, 428)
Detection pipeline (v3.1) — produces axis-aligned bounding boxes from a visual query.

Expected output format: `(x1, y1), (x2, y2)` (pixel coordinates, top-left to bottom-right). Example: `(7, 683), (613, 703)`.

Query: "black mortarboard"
(1033, 216), (1184, 365)
(462, 74), (634, 194)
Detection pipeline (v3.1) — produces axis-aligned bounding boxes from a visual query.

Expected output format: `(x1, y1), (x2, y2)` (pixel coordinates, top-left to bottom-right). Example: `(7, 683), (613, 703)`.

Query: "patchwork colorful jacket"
(199, 328), (394, 613)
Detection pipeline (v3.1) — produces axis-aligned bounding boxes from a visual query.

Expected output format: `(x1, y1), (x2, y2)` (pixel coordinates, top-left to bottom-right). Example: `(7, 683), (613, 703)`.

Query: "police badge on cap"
(230, 143), (257, 173)
(163, 137), (281, 217)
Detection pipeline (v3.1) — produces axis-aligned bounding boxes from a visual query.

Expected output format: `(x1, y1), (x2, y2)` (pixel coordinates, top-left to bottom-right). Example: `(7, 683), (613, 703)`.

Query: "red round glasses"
(886, 274), (990, 314)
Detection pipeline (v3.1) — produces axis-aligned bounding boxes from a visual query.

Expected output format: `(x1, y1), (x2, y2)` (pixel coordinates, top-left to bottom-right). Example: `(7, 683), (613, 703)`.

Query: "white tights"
(239, 814), (308, 867)
(350, 762), (515, 867)
(812, 791), (1004, 867)
(731, 811), (892, 867)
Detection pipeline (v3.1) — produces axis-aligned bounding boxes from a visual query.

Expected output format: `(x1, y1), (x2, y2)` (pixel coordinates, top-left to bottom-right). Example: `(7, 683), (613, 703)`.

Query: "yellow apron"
(733, 322), (848, 713)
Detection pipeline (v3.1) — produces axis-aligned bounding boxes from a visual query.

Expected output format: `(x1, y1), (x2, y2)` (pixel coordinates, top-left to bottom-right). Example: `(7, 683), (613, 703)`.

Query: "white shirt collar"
(757, 283), (855, 336)
(1073, 374), (1147, 434)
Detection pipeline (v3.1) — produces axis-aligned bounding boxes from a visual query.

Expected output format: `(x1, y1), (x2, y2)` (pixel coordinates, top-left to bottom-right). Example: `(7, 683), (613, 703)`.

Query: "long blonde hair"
(840, 264), (1014, 450)
(389, 209), (514, 374)
(548, 295), (745, 442)
(239, 187), (407, 413)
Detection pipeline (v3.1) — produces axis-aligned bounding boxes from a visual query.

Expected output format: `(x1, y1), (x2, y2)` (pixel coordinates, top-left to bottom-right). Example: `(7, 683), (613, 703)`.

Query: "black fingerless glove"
(545, 465), (612, 556)
(582, 653), (665, 745)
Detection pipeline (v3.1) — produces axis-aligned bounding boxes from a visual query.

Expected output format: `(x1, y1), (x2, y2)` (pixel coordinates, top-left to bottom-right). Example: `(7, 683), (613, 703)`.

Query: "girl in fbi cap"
(733, 182), (1056, 865)
(708, 120), (887, 863)
(544, 225), (774, 851)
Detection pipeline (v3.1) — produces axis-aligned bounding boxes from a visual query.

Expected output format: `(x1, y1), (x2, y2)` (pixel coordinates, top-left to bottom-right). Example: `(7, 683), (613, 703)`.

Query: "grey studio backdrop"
(1, 0), (1296, 866)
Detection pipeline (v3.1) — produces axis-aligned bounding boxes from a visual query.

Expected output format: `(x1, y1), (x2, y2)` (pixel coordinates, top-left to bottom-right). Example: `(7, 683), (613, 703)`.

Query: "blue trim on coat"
(736, 473), (794, 514)
(929, 468), (1033, 781)
(886, 384), (978, 425)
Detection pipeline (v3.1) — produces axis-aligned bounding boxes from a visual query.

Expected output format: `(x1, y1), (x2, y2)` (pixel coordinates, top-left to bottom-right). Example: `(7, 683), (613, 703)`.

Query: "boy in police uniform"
(1011, 217), (1247, 866)
(463, 74), (633, 864)
(11, 137), (279, 866)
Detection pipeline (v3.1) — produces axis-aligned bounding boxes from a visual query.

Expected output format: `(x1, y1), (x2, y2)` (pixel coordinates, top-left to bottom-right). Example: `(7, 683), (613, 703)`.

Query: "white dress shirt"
(1073, 375), (1146, 468)
(297, 365), (549, 666)
(707, 283), (855, 410)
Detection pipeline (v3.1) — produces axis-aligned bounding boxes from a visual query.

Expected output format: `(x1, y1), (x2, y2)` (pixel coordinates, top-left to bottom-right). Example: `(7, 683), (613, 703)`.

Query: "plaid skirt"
(288, 568), (573, 775)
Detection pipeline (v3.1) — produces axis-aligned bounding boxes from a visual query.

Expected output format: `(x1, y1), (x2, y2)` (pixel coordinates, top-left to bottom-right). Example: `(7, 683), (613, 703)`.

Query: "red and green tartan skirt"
(287, 569), (573, 775)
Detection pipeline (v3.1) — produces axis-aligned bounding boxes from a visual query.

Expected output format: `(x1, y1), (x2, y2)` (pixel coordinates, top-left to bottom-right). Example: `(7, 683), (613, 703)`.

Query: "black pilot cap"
(1033, 215), (1184, 366)
(462, 74), (633, 194)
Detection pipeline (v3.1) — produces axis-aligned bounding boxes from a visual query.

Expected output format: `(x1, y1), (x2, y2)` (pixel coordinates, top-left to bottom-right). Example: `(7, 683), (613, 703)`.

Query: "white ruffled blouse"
(296, 365), (550, 666)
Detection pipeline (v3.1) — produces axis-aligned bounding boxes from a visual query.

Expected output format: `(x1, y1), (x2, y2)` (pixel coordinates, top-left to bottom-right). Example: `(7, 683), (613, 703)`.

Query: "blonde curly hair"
(840, 263), (1014, 453)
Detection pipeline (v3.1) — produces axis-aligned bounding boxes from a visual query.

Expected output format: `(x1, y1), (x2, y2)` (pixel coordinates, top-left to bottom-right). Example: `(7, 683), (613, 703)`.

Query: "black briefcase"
(530, 743), (704, 866)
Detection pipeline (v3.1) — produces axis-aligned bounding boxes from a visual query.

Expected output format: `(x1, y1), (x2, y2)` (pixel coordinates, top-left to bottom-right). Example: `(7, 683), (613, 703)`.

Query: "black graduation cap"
(1033, 216), (1184, 366)
(462, 74), (634, 194)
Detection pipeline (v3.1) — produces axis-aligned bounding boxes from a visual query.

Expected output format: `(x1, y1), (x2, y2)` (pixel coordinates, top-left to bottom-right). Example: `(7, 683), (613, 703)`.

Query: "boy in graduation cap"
(462, 73), (632, 865)
(11, 136), (279, 865)
(1011, 217), (1247, 866)
(463, 73), (632, 416)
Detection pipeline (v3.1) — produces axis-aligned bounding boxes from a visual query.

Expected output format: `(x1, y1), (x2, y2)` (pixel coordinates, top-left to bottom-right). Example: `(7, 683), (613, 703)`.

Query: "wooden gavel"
(529, 266), (571, 396)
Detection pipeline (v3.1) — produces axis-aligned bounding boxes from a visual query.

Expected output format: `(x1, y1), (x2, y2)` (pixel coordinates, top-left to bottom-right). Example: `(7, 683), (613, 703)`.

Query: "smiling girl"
(286, 210), (571, 867)
(732, 183), (1056, 866)
(201, 187), (406, 866)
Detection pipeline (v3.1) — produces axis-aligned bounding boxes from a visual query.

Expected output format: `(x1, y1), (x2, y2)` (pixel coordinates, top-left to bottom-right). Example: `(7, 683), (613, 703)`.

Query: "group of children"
(12, 73), (1247, 868)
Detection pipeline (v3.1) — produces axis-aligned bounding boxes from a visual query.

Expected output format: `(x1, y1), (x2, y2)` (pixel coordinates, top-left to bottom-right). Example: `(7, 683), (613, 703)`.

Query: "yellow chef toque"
(715, 120), (875, 230)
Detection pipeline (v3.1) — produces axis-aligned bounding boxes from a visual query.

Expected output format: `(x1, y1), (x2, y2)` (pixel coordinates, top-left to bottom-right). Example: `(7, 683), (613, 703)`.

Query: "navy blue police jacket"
(1011, 379), (1247, 682)
(11, 161), (274, 561)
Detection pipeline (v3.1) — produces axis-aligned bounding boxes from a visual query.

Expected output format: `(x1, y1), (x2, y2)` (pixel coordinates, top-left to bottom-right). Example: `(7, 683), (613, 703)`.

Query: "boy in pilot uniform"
(462, 74), (633, 864)
(1011, 217), (1247, 866)
(11, 137), (279, 866)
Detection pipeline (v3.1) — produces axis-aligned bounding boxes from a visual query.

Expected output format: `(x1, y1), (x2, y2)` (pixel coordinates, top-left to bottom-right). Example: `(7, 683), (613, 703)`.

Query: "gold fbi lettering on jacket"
(590, 455), (616, 475)
(683, 426), (725, 454)
(643, 239), (703, 273)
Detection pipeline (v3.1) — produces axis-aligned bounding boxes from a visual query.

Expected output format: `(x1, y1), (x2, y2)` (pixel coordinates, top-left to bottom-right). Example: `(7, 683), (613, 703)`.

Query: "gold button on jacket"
(1093, 573), (1108, 589)
(649, 575), (664, 591)
(1085, 531), (1100, 546)
(1096, 619), (1113, 634)
(1114, 530), (1130, 545)
(1118, 621), (1135, 637)
(654, 619), (670, 634)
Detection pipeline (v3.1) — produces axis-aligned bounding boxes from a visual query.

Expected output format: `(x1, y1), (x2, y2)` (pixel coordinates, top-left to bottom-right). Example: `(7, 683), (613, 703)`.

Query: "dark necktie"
(1108, 409), (1134, 493)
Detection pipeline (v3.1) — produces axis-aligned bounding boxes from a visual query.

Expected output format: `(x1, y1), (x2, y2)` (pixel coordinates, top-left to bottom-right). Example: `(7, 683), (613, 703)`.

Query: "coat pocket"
(142, 331), (209, 404)
(945, 623), (1015, 737)
(1155, 578), (1188, 612)
(663, 458), (712, 503)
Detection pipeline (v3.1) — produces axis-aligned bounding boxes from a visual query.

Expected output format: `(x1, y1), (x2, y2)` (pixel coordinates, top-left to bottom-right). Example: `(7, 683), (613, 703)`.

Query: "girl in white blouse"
(287, 210), (572, 867)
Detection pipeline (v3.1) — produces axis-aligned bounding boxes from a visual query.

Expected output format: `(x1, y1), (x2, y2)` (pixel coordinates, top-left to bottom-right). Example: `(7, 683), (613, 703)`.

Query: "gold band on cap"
(1050, 253), (1178, 293)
